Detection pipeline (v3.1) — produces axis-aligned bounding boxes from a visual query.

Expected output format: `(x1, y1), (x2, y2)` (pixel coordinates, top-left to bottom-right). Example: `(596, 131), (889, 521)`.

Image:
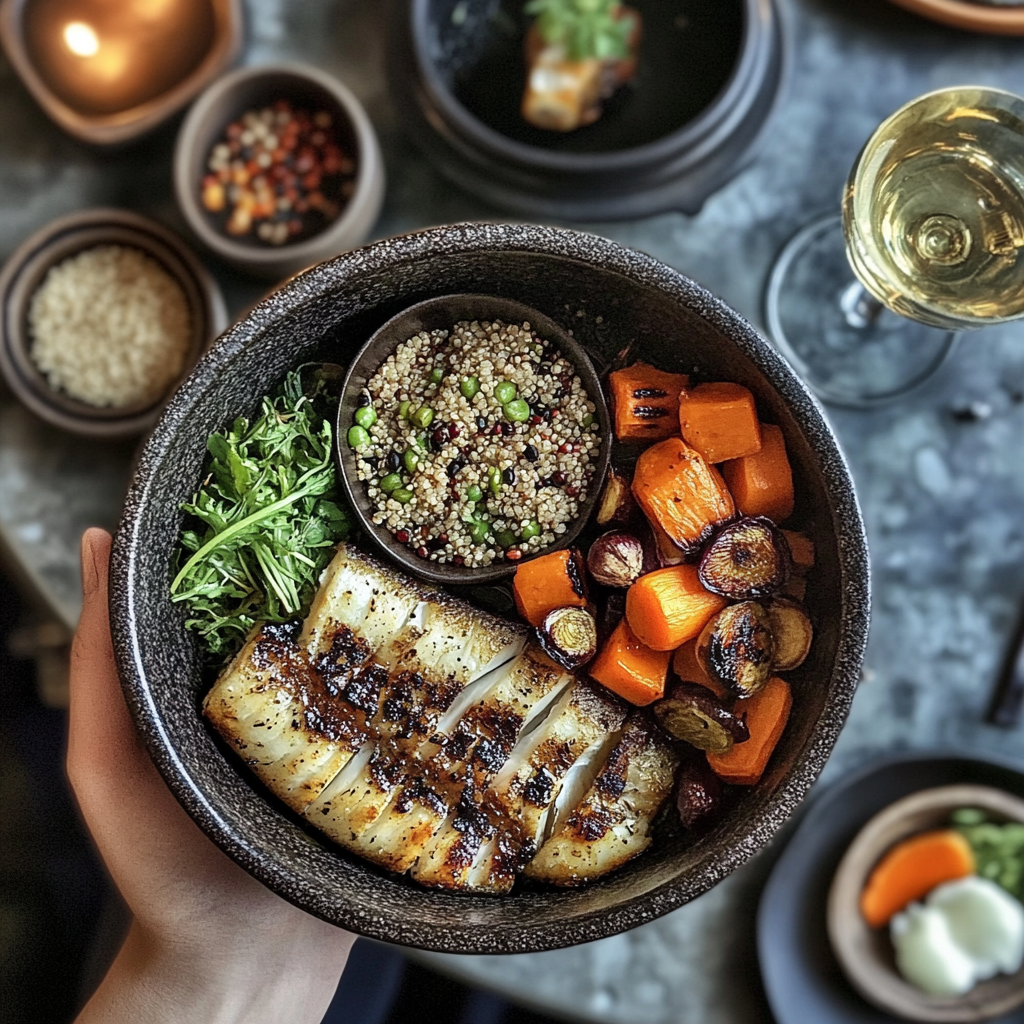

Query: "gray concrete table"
(4, 1), (1024, 1021)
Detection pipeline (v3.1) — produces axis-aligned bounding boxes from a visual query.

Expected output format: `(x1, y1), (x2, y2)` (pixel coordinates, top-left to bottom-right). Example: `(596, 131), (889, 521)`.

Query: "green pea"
(494, 381), (517, 405)
(469, 521), (490, 545)
(494, 528), (518, 549)
(354, 405), (377, 429)
(429, 367), (444, 384)
(415, 433), (429, 451)
(503, 398), (530, 422)
(521, 520), (541, 541)
(487, 466), (502, 495)
(403, 449), (421, 473)
(460, 376), (480, 400)
(582, 412), (595, 428)
(466, 484), (483, 503)
(380, 473), (402, 494)
(347, 425), (370, 448)
(398, 400), (411, 420)
(392, 488), (414, 504)
(411, 406), (434, 429)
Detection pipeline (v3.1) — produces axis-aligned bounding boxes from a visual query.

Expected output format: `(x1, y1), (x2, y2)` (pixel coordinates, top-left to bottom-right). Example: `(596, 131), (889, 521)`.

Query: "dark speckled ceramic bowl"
(110, 223), (870, 954)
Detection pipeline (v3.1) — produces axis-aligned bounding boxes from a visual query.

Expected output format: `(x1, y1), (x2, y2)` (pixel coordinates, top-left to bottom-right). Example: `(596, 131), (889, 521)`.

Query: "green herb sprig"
(171, 368), (352, 658)
(525, 0), (631, 62)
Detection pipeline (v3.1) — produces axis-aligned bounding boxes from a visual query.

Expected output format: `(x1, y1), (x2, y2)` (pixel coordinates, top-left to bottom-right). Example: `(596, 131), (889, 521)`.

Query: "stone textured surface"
(2, 0), (1024, 1020)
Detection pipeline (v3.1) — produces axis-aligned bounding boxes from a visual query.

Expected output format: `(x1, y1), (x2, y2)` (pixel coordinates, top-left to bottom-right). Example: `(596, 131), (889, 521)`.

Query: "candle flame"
(63, 21), (99, 58)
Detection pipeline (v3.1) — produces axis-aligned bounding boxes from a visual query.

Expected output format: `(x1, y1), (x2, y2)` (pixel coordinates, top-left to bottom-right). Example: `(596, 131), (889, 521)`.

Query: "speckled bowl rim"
(110, 222), (870, 953)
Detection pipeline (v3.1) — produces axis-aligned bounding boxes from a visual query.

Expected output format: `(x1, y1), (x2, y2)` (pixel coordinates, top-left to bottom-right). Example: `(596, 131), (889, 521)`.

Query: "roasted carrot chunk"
(721, 423), (795, 523)
(589, 617), (670, 706)
(859, 831), (976, 928)
(678, 382), (762, 463)
(632, 438), (736, 556)
(625, 565), (726, 651)
(672, 638), (728, 699)
(609, 361), (689, 441)
(513, 549), (588, 627)
(707, 675), (792, 785)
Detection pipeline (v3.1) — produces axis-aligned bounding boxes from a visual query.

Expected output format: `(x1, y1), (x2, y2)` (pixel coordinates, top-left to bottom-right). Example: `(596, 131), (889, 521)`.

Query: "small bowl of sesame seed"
(336, 294), (613, 584)
(0, 207), (227, 438)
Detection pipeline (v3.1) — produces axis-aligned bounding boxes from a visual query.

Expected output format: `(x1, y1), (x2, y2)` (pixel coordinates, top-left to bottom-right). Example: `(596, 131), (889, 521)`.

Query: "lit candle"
(24, 0), (217, 118)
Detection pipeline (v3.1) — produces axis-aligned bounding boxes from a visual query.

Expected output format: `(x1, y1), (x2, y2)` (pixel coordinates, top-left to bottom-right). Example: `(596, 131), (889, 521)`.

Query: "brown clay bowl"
(885, 0), (1024, 35)
(109, 222), (869, 953)
(829, 784), (1024, 1022)
(335, 293), (612, 585)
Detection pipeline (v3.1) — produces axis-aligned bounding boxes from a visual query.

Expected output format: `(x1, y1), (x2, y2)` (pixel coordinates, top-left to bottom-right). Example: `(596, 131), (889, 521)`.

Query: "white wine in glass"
(766, 86), (1024, 406)
(844, 87), (1024, 329)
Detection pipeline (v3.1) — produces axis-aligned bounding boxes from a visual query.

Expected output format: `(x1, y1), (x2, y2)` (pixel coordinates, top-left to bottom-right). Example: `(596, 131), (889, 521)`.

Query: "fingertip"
(81, 528), (113, 599)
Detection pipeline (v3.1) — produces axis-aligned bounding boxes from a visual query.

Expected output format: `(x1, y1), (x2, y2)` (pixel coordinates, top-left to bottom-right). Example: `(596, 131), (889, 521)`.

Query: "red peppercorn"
(558, 443), (571, 454)
(565, 485), (579, 498)
(395, 530), (410, 544)
(416, 546), (430, 559)
(438, 533), (449, 544)
(453, 554), (465, 566)
(506, 549), (523, 561)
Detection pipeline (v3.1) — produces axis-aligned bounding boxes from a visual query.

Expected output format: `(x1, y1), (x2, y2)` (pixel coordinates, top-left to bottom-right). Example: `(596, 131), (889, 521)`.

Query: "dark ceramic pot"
(389, 0), (786, 219)
(110, 223), (869, 954)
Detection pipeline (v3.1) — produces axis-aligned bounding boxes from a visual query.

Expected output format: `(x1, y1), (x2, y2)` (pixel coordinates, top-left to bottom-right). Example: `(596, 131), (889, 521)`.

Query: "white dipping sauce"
(891, 877), (1024, 997)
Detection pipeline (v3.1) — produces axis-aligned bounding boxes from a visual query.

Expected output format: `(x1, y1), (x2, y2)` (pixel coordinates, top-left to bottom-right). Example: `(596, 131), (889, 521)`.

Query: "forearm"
(76, 918), (352, 1024)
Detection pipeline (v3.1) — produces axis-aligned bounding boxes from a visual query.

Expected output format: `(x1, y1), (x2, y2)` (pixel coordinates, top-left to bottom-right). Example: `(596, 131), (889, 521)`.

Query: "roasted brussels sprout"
(595, 467), (636, 526)
(537, 606), (598, 671)
(676, 758), (723, 828)
(698, 516), (792, 600)
(587, 531), (645, 588)
(768, 598), (813, 672)
(653, 682), (749, 754)
(697, 601), (775, 698)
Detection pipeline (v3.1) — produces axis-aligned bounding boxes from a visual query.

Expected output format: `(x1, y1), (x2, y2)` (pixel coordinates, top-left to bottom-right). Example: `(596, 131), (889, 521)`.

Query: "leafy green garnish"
(953, 808), (1024, 901)
(170, 367), (352, 659)
(525, 0), (631, 62)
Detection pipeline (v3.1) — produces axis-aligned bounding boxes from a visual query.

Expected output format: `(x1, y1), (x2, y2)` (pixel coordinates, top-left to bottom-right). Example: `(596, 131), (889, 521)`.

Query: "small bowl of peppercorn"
(173, 62), (385, 280)
(335, 293), (613, 585)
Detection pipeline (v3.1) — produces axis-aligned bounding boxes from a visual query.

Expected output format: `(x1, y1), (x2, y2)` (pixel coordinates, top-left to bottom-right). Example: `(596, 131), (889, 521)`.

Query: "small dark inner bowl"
(335, 294), (613, 585)
(439, 0), (743, 154)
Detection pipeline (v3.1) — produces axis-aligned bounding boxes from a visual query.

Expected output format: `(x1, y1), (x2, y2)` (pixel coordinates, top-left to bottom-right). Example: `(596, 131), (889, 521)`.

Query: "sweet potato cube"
(679, 382), (762, 463)
(721, 424), (794, 523)
(609, 362), (689, 442)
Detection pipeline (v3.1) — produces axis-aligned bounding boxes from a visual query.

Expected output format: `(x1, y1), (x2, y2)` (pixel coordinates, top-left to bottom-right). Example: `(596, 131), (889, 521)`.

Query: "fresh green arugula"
(170, 367), (352, 659)
(525, 0), (631, 62)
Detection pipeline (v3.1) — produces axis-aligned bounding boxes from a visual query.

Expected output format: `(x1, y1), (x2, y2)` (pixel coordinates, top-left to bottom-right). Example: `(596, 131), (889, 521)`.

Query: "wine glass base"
(764, 214), (959, 408)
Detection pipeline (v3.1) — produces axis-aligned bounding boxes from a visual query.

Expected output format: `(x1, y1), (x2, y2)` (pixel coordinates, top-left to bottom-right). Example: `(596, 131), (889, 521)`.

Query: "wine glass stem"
(839, 280), (884, 330)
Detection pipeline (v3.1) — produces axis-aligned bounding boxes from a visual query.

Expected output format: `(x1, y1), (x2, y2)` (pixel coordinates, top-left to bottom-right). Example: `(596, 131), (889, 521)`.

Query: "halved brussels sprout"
(537, 606), (598, 671)
(696, 601), (775, 698)
(768, 598), (813, 672)
(698, 516), (792, 600)
(653, 682), (749, 754)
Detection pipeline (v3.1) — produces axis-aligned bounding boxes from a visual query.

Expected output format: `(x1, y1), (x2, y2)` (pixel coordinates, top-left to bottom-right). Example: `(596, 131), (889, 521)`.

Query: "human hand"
(68, 528), (353, 1024)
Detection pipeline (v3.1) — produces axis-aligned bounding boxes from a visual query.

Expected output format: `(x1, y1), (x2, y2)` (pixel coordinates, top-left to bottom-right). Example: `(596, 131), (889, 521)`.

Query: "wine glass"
(765, 86), (1024, 407)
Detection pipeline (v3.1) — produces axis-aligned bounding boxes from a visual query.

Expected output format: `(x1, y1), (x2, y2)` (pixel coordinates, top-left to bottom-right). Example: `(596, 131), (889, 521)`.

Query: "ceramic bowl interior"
(0, 208), (226, 438)
(174, 63), (384, 277)
(111, 223), (869, 954)
(0, 0), (241, 144)
(415, 0), (744, 155)
(828, 784), (1024, 1023)
(335, 293), (612, 585)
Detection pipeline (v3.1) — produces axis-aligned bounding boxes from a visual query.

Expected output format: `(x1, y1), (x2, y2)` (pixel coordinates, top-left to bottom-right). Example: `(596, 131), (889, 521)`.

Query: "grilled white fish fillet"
(205, 543), (677, 892)
(203, 622), (369, 813)
(523, 715), (678, 886)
